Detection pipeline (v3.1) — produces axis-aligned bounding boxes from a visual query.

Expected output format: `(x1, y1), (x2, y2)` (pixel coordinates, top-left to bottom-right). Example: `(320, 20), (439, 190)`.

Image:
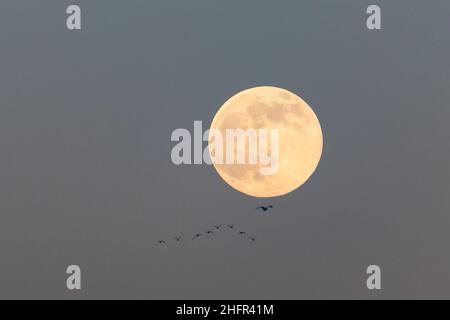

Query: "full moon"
(209, 86), (323, 198)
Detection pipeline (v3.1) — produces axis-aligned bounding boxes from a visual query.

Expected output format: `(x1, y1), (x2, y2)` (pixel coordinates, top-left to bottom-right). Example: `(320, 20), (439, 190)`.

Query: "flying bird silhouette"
(238, 231), (247, 236)
(173, 237), (181, 242)
(212, 225), (222, 230)
(227, 224), (235, 229)
(157, 240), (166, 244)
(249, 236), (256, 242)
(192, 233), (202, 240)
(206, 231), (214, 235)
(256, 205), (273, 212)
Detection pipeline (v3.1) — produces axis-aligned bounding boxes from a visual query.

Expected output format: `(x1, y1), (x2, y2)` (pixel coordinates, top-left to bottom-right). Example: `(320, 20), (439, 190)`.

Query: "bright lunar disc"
(209, 86), (323, 198)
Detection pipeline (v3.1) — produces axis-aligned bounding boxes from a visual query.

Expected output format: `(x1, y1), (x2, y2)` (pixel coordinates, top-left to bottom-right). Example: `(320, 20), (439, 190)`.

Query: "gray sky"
(0, 0), (449, 299)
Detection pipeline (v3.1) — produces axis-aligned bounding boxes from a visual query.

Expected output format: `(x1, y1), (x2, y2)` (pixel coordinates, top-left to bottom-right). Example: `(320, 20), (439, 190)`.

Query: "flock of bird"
(157, 205), (274, 245)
